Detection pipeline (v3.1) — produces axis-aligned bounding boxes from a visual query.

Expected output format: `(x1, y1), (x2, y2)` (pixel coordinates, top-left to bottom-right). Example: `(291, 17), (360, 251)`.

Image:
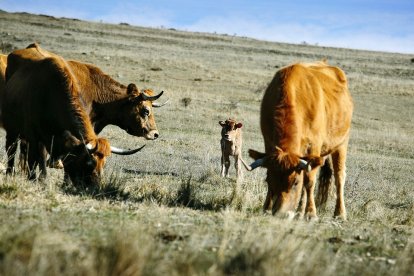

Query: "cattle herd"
(0, 43), (353, 220)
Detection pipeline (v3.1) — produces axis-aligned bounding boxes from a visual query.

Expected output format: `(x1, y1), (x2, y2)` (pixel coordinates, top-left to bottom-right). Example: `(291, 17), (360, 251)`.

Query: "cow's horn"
(298, 159), (311, 172)
(110, 145), (145, 155)
(246, 158), (265, 171)
(152, 98), (169, 108)
(142, 90), (164, 101)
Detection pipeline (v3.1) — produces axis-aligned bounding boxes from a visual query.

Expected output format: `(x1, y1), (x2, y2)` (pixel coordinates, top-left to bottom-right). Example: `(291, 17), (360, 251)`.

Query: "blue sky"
(1, 0), (413, 53)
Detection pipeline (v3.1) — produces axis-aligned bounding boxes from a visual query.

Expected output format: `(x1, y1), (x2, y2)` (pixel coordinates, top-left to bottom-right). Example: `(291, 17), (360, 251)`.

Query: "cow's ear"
(127, 83), (139, 95)
(235, 123), (243, 129)
(219, 121), (226, 127)
(249, 149), (266, 160)
(62, 131), (81, 149)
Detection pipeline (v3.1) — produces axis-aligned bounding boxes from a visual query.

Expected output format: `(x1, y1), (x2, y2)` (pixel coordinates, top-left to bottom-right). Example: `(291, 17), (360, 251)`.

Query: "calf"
(219, 119), (249, 180)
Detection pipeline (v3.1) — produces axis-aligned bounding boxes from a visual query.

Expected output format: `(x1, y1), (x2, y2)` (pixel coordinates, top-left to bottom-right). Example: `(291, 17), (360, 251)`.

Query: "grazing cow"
(5, 43), (166, 171)
(3, 54), (142, 185)
(247, 61), (353, 220)
(219, 118), (249, 180)
(6, 43), (166, 138)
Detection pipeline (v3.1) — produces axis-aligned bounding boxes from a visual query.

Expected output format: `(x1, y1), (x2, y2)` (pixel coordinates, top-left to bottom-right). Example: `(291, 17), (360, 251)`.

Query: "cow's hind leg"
(5, 133), (18, 175)
(331, 144), (348, 220)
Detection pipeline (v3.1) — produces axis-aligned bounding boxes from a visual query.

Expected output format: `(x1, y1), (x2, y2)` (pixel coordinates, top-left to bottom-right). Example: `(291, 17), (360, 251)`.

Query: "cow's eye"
(141, 107), (150, 117)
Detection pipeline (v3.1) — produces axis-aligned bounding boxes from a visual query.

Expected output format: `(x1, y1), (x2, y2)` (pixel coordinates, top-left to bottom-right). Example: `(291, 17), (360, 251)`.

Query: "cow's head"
(60, 131), (145, 187)
(219, 119), (242, 142)
(248, 147), (323, 216)
(119, 83), (166, 140)
(61, 131), (111, 186)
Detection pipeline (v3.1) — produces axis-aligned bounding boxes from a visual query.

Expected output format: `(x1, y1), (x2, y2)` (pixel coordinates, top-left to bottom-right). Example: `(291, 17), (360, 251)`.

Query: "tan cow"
(248, 61), (353, 220)
(219, 118), (250, 181)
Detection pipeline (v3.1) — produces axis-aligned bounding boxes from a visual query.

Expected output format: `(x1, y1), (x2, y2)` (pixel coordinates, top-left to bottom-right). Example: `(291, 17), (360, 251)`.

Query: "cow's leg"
(26, 141), (38, 181)
(18, 140), (28, 173)
(331, 144), (348, 220)
(38, 143), (48, 180)
(297, 186), (307, 219)
(304, 169), (319, 220)
(220, 153), (226, 177)
(222, 154), (230, 177)
(234, 155), (243, 181)
(5, 133), (18, 175)
(263, 188), (272, 213)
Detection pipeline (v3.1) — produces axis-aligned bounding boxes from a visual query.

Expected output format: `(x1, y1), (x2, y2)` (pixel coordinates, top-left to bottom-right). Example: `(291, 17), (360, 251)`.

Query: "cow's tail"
(316, 155), (334, 208)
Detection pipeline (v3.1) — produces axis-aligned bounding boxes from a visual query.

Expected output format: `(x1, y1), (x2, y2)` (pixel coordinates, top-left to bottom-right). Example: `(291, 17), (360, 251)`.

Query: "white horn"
(110, 145), (145, 155)
(152, 98), (169, 107)
(86, 143), (94, 150)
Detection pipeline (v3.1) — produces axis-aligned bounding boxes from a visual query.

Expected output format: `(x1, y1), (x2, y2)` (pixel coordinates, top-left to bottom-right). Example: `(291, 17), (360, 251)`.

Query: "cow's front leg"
(332, 145), (348, 220)
(222, 154), (230, 177)
(304, 169), (319, 221)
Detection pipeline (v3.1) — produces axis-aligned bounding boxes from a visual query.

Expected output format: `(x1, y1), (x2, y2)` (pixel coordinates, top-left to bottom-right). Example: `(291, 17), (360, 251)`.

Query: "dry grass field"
(0, 10), (413, 275)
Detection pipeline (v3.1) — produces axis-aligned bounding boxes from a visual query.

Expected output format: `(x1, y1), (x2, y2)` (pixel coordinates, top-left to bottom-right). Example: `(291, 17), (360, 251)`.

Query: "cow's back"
(260, 62), (353, 156)
(4, 55), (87, 155)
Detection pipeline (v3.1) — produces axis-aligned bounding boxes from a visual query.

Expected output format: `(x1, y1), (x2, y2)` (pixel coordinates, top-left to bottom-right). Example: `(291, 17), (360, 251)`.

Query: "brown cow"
(219, 118), (250, 181)
(6, 43), (166, 138)
(3, 54), (142, 185)
(248, 61), (353, 220)
(5, 43), (166, 171)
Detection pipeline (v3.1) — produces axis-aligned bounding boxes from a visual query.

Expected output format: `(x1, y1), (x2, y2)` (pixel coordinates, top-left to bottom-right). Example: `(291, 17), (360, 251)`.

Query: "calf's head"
(219, 119), (242, 142)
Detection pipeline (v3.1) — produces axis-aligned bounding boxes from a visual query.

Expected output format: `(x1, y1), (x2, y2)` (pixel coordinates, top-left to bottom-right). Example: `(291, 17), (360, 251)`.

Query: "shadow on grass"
(170, 175), (237, 212)
(60, 172), (238, 212)
(61, 173), (130, 201)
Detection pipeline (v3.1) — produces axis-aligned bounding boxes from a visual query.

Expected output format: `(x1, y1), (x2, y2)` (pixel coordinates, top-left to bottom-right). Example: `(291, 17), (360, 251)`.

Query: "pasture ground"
(0, 10), (413, 275)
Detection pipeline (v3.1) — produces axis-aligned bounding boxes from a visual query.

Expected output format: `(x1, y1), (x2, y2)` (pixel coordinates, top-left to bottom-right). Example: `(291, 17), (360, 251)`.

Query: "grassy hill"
(0, 10), (413, 275)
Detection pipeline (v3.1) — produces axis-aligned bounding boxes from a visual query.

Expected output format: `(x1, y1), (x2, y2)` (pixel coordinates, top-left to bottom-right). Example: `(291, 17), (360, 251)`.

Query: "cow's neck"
(89, 73), (128, 103)
(90, 99), (128, 134)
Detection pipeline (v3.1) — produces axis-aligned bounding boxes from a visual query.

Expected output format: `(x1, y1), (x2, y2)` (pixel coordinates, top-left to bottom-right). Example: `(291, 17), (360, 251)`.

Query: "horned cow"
(4, 43), (166, 172)
(248, 61), (353, 220)
(3, 53), (142, 185)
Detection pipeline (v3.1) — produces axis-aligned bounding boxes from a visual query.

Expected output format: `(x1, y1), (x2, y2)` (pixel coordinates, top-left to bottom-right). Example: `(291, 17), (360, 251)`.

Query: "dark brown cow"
(248, 61), (353, 220)
(5, 43), (166, 171)
(6, 43), (166, 138)
(3, 54), (141, 185)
